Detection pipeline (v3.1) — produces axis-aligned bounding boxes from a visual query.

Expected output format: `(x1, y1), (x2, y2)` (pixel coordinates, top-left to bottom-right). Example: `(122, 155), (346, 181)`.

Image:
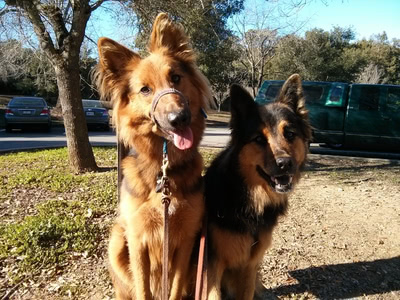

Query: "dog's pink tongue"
(173, 127), (193, 150)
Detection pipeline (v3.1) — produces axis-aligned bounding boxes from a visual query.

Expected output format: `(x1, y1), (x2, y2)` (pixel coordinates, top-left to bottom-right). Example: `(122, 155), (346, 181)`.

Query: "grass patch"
(8, 169), (86, 192)
(0, 147), (118, 284)
(201, 147), (220, 169)
(0, 146), (219, 290)
(0, 200), (101, 278)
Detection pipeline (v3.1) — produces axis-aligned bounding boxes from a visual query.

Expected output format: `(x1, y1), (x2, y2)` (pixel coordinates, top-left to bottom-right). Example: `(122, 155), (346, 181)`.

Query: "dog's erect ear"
(229, 84), (259, 132)
(97, 37), (139, 73)
(277, 74), (312, 140)
(276, 74), (307, 116)
(94, 38), (140, 106)
(148, 13), (195, 63)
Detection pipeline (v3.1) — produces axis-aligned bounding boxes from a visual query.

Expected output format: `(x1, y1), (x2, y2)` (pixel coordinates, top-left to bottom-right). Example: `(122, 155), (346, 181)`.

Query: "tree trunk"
(251, 65), (257, 97)
(3, 0), (99, 173)
(55, 61), (97, 173)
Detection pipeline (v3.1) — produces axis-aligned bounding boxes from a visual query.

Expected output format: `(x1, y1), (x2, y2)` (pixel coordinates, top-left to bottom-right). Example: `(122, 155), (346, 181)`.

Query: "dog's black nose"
(276, 157), (293, 172)
(167, 108), (191, 129)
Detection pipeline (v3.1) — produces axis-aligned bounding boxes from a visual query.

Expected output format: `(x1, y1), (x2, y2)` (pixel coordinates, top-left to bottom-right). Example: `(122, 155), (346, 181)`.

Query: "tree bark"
(55, 59), (98, 173)
(3, 0), (100, 173)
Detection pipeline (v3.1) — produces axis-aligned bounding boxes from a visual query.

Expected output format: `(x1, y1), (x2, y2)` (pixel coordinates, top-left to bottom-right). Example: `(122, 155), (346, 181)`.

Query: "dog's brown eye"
(171, 74), (181, 84)
(140, 86), (151, 95)
(254, 135), (267, 145)
(285, 130), (296, 141)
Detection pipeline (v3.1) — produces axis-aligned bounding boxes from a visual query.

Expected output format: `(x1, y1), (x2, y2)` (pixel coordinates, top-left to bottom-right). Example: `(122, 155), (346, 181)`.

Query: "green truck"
(255, 80), (400, 151)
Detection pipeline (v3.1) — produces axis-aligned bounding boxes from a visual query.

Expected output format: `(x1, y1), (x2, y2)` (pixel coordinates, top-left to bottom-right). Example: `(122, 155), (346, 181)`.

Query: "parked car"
(255, 80), (400, 151)
(82, 99), (110, 131)
(5, 96), (52, 132)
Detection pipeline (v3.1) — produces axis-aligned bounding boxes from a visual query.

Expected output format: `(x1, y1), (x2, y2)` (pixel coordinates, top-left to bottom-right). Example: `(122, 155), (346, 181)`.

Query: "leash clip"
(160, 140), (171, 204)
(161, 175), (171, 205)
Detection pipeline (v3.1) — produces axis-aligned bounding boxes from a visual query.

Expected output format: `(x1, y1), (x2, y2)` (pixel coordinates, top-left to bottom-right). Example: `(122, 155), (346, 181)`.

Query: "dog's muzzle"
(150, 88), (189, 128)
(150, 88), (194, 150)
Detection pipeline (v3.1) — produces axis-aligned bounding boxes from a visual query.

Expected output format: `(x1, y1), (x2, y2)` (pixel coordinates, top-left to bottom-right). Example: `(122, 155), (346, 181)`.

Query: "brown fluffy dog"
(94, 13), (212, 299)
(204, 75), (311, 300)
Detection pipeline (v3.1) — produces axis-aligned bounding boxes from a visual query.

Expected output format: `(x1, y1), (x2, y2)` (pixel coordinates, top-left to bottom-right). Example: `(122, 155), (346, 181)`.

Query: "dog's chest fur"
(205, 149), (288, 238)
(120, 152), (204, 244)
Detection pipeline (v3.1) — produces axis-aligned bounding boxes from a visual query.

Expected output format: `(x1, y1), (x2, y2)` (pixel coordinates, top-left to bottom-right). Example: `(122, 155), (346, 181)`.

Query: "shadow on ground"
(306, 156), (400, 173)
(258, 257), (400, 299)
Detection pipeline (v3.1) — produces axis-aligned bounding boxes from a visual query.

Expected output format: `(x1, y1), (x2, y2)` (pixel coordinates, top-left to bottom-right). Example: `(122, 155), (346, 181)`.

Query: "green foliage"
(353, 36), (400, 84)
(0, 40), (57, 100)
(131, 0), (244, 94)
(0, 40), (100, 102)
(266, 27), (400, 85)
(266, 27), (355, 82)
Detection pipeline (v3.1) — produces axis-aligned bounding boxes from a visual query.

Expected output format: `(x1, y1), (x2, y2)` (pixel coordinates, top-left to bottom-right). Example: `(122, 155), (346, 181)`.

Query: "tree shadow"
(262, 257), (400, 299)
(305, 156), (400, 173)
(97, 166), (117, 173)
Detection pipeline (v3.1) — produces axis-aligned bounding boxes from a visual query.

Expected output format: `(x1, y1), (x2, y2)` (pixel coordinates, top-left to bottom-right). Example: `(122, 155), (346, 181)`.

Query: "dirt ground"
(4, 153), (400, 299)
(259, 154), (400, 300)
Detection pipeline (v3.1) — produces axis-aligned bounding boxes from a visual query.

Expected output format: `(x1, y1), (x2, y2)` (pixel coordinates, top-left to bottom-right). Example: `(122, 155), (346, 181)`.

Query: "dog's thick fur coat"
(95, 13), (212, 299)
(205, 75), (312, 300)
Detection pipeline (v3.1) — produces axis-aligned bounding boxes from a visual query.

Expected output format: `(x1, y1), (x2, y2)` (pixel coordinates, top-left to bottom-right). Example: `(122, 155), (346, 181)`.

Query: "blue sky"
(297, 0), (400, 40)
(89, 1), (400, 46)
(1, 1), (399, 44)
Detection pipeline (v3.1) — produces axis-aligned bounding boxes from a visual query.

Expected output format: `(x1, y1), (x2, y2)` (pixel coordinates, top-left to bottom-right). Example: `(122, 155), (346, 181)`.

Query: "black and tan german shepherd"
(205, 74), (312, 300)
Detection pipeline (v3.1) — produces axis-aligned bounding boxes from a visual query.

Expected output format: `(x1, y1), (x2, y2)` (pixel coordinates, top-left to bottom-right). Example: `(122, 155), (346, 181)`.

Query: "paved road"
(0, 126), (230, 152)
(1, 126), (399, 160)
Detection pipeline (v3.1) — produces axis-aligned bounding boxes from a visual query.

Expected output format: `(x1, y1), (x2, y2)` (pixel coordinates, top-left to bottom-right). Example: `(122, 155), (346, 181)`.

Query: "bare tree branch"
(90, 0), (108, 11)
(5, 0), (59, 58)
(231, 0), (309, 96)
(38, 3), (68, 48)
(356, 63), (387, 84)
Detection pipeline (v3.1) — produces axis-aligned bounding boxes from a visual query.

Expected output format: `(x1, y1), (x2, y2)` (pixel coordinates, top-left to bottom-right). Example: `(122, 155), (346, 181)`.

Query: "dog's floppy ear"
(148, 13), (195, 63)
(229, 84), (259, 132)
(276, 74), (307, 118)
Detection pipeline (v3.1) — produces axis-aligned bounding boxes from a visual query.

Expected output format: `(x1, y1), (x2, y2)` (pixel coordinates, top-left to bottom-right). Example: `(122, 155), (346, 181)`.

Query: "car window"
(329, 86), (343, 102)
(358, 86), (380, 111)
(325, 84), (347, 107)
(387, 87), (400, 112)
(302, 86), (324, 102)
(10, 98), (45, 106)
(83, 100), (102, 108)
(264, 85), (282, 101)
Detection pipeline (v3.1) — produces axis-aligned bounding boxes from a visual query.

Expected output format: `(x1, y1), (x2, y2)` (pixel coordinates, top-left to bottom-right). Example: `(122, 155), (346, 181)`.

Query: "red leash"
(195, 216), (207, 300)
